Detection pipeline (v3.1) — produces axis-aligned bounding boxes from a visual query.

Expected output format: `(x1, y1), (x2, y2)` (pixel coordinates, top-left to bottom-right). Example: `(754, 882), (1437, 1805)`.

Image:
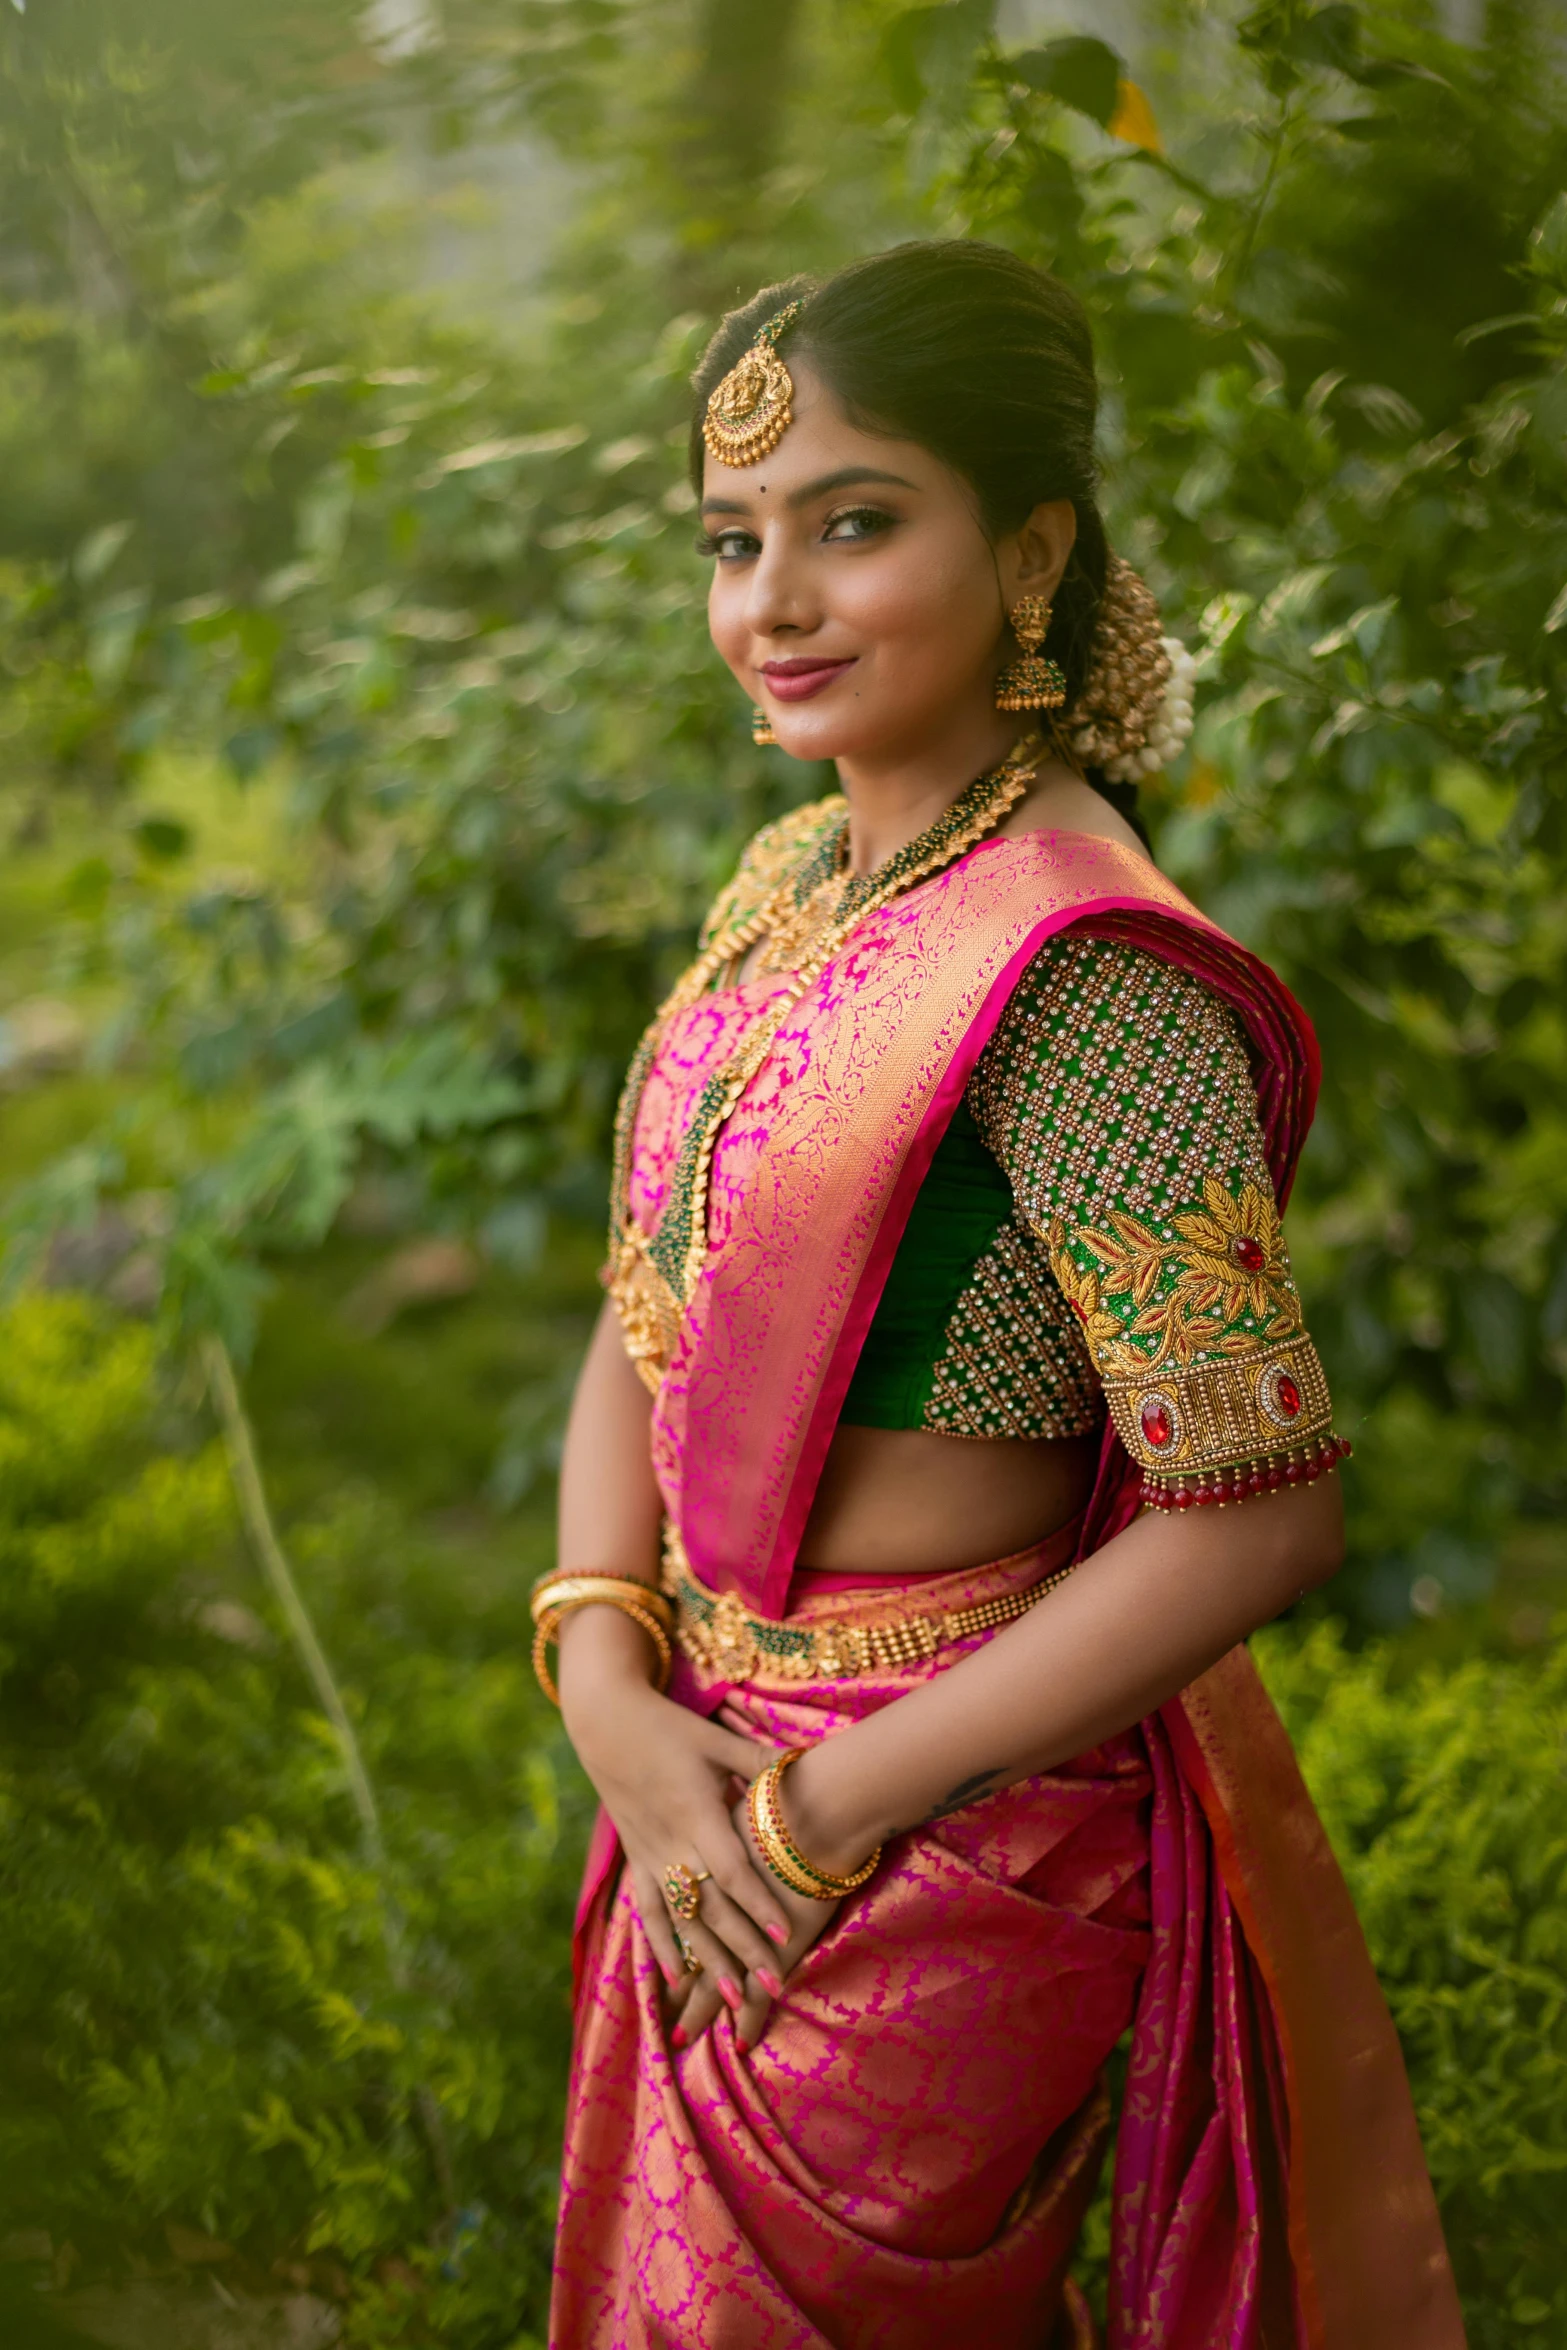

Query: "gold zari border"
(1103, 1333), (1333, 1475)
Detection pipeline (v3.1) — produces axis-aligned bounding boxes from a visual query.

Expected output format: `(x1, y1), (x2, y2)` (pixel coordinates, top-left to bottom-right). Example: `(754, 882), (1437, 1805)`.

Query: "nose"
(742, 527), (820, 642)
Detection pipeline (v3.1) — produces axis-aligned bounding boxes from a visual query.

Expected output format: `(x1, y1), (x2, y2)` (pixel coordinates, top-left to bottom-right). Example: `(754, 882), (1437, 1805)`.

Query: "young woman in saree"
(535, 241), (1464, 2348)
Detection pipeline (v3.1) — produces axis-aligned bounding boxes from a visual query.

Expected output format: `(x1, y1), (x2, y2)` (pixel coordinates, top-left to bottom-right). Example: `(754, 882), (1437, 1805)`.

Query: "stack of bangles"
(530, 1572), (674, 1707)
(747, 1746), (881, 1902)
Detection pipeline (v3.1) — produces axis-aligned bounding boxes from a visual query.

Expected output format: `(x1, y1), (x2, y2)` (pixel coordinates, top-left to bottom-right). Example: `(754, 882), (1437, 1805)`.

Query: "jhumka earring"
(995, 595), (1067, 713)
(751, 705), (778, 746)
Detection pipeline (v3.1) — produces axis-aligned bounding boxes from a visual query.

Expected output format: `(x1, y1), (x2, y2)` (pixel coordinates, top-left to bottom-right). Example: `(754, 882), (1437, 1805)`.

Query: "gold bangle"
(746, 1747), (881, 1902)
(530, 1572), (674, 1632)
(530, 1575), (674, 1708)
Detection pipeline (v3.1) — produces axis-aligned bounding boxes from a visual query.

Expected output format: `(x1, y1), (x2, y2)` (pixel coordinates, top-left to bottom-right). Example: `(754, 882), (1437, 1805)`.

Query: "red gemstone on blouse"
(1275, 1371), (1303, 1419)
(1140, 1397), (1174, 1450)
(1232, 1234), (1266, 1272)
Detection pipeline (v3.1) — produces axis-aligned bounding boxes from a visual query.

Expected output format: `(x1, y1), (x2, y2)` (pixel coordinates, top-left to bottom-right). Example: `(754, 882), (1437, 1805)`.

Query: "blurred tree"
(682, 0), (808, 214)
(0, 1293), (582, 2333)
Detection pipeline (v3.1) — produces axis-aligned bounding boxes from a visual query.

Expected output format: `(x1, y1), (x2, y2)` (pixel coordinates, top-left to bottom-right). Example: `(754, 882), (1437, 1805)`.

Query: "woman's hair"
(688, 239), (1111, 720)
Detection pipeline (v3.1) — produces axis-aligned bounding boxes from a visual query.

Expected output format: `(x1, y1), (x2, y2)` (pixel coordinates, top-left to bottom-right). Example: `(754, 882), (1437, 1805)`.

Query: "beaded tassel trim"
(1140, 1432), (1352, 1511)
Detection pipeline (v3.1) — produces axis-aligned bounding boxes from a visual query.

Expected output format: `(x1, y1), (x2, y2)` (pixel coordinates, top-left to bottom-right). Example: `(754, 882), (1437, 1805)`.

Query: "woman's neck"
(835, 709), (1025, 875)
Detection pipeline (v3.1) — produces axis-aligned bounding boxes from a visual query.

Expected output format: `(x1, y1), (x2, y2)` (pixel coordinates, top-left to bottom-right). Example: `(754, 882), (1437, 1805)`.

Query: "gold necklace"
(706, 730), (1044, 996)
(609, 736), (1042, 1318)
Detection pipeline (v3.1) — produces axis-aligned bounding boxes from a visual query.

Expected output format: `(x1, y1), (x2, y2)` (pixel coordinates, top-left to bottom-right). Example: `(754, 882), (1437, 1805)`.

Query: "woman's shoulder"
(997, 765), (1150, 860)
(973, 928), (1258, 1159)
(1002, 927), (1243, 1040)
(697, 793), (845, 948)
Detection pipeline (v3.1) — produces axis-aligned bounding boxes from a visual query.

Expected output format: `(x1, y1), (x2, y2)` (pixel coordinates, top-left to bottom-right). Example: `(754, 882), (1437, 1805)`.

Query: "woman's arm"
(726, 1474), (1343, 2046)
(556, 1301), (665, 1585)
(786, 1471), (1342, 1869)
(553, 1306), (792, 2038)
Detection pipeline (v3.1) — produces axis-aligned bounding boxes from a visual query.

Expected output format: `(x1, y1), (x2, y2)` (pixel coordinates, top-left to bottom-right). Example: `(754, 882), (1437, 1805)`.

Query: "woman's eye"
(822, 505), (895, 543)
(696, 528), (761, 561)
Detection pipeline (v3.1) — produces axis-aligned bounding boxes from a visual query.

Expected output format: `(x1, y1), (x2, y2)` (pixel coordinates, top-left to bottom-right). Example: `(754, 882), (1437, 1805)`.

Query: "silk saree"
(552, 826), (1463, 2349)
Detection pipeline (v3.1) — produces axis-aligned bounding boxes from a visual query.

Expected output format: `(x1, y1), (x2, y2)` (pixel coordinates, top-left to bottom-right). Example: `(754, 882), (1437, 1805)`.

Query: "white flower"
(1102, 636), (1196, 783)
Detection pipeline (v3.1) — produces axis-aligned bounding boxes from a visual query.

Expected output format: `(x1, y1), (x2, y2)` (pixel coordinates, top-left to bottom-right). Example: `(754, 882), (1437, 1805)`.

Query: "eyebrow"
(700, 465), (921, 516)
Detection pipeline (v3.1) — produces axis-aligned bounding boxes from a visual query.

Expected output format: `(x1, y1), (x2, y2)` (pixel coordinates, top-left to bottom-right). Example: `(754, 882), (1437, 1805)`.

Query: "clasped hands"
(562, 1642), (855, 2052)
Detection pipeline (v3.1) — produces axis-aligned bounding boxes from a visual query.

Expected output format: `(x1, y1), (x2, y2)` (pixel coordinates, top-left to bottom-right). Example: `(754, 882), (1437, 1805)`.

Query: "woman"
(537, 242), (1463, 2347)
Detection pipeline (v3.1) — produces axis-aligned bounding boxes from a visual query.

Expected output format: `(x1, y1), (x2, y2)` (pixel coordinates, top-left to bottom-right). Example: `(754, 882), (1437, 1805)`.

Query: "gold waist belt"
(661, 1530), (1076, 1687)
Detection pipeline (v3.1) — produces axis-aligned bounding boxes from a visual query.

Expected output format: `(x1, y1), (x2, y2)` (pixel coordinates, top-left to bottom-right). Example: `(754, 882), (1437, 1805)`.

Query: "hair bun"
(1067, 555), (1195, 782)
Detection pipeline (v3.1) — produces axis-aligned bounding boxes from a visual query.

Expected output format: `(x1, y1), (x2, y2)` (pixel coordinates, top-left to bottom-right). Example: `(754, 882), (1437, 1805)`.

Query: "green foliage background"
(0, 0), (1564, 2340)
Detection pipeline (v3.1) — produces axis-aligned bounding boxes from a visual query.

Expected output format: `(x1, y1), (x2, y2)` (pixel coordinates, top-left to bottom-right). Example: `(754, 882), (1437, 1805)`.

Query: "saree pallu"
(555, 830), (1464, 2348)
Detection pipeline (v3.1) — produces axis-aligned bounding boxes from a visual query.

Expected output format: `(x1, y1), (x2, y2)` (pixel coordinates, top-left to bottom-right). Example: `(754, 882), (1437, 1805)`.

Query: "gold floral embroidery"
(1162, 1177), (1300, 1334)
(1047, 1231), (1144, 1379)
(1049, 1177), (1301, 1381)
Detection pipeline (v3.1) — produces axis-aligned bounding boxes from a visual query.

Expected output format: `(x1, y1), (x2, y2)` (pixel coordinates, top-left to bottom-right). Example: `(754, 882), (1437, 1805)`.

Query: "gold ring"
(673, 1927), (703, 1976)
(662, 1861), (712, 1922)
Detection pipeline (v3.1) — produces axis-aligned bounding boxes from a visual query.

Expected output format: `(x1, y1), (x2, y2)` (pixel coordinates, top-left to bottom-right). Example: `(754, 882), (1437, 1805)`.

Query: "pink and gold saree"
(552, 829), (1463, 2349)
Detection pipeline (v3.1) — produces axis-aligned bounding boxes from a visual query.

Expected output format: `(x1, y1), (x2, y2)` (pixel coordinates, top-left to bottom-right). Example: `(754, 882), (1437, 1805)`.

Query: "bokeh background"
(1, 2), (1564, 2342)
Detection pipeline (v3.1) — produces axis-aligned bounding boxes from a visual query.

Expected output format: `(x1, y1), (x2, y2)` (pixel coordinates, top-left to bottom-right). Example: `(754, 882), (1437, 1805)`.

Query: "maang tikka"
(995, 595), (1067, 713)
(703, 300), (807, 468)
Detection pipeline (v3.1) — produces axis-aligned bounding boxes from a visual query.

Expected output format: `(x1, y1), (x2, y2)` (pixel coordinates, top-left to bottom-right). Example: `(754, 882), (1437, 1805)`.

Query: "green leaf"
(1529, 191), (1567, 280)
(1008, 35), (1123, 126)
(880, 1), (996, 112)
(133, 817), (192, 863)
(74, 521), (134, 586)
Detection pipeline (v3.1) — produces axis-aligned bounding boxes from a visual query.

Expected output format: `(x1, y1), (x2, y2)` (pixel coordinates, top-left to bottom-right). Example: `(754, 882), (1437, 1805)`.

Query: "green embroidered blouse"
(842, 930), (1333, 1479)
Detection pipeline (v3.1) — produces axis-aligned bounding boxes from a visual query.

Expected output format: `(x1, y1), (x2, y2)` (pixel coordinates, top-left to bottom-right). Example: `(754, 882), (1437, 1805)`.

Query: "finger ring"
(662, 1861), (712, 1922)
(673, 1928), (703, 1976)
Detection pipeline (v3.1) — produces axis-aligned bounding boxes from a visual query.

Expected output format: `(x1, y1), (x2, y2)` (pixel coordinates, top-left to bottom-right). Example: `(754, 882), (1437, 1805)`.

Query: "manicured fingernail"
(671, 2024), (687, 2049)
(765, 1921), (789, 1946)
(736, 2038), (750, 2056)
(718, 1976), (742, 2011)
(661, 1963), (680, 1987)
(757, 1967), (784, 1998)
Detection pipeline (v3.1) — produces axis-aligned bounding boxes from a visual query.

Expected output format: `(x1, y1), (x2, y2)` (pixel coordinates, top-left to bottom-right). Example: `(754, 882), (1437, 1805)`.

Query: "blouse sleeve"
(970, 934), (1341, 1501)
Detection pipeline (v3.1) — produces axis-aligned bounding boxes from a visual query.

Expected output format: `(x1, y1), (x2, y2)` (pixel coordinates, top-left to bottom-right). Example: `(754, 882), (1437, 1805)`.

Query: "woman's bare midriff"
(797, 1423), (1101, 1576)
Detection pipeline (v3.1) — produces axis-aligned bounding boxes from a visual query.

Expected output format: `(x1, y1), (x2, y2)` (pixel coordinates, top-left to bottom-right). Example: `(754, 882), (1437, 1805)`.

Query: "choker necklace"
(712, 732), (1043, 991)
(742, 743), (1038, 982)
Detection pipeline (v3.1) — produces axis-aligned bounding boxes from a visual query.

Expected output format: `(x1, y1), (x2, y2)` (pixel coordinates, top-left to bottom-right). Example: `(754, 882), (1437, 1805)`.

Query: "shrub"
(0, 1292), (589, 2344)
(1258, 1620), (1567, 2344)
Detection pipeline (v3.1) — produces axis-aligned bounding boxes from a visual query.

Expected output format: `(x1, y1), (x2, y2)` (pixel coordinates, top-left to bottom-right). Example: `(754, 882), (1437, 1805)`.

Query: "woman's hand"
(560, 1609), (794, 2048)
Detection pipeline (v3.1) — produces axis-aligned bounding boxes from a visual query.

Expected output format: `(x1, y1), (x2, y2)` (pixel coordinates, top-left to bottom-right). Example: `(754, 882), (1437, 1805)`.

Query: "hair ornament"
(1066, 554), (1196, 782)
(702, 301), (806, 468)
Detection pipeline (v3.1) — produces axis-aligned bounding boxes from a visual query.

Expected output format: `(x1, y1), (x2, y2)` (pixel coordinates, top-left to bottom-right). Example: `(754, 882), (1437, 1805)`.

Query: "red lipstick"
(759, 656), (857, 703)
